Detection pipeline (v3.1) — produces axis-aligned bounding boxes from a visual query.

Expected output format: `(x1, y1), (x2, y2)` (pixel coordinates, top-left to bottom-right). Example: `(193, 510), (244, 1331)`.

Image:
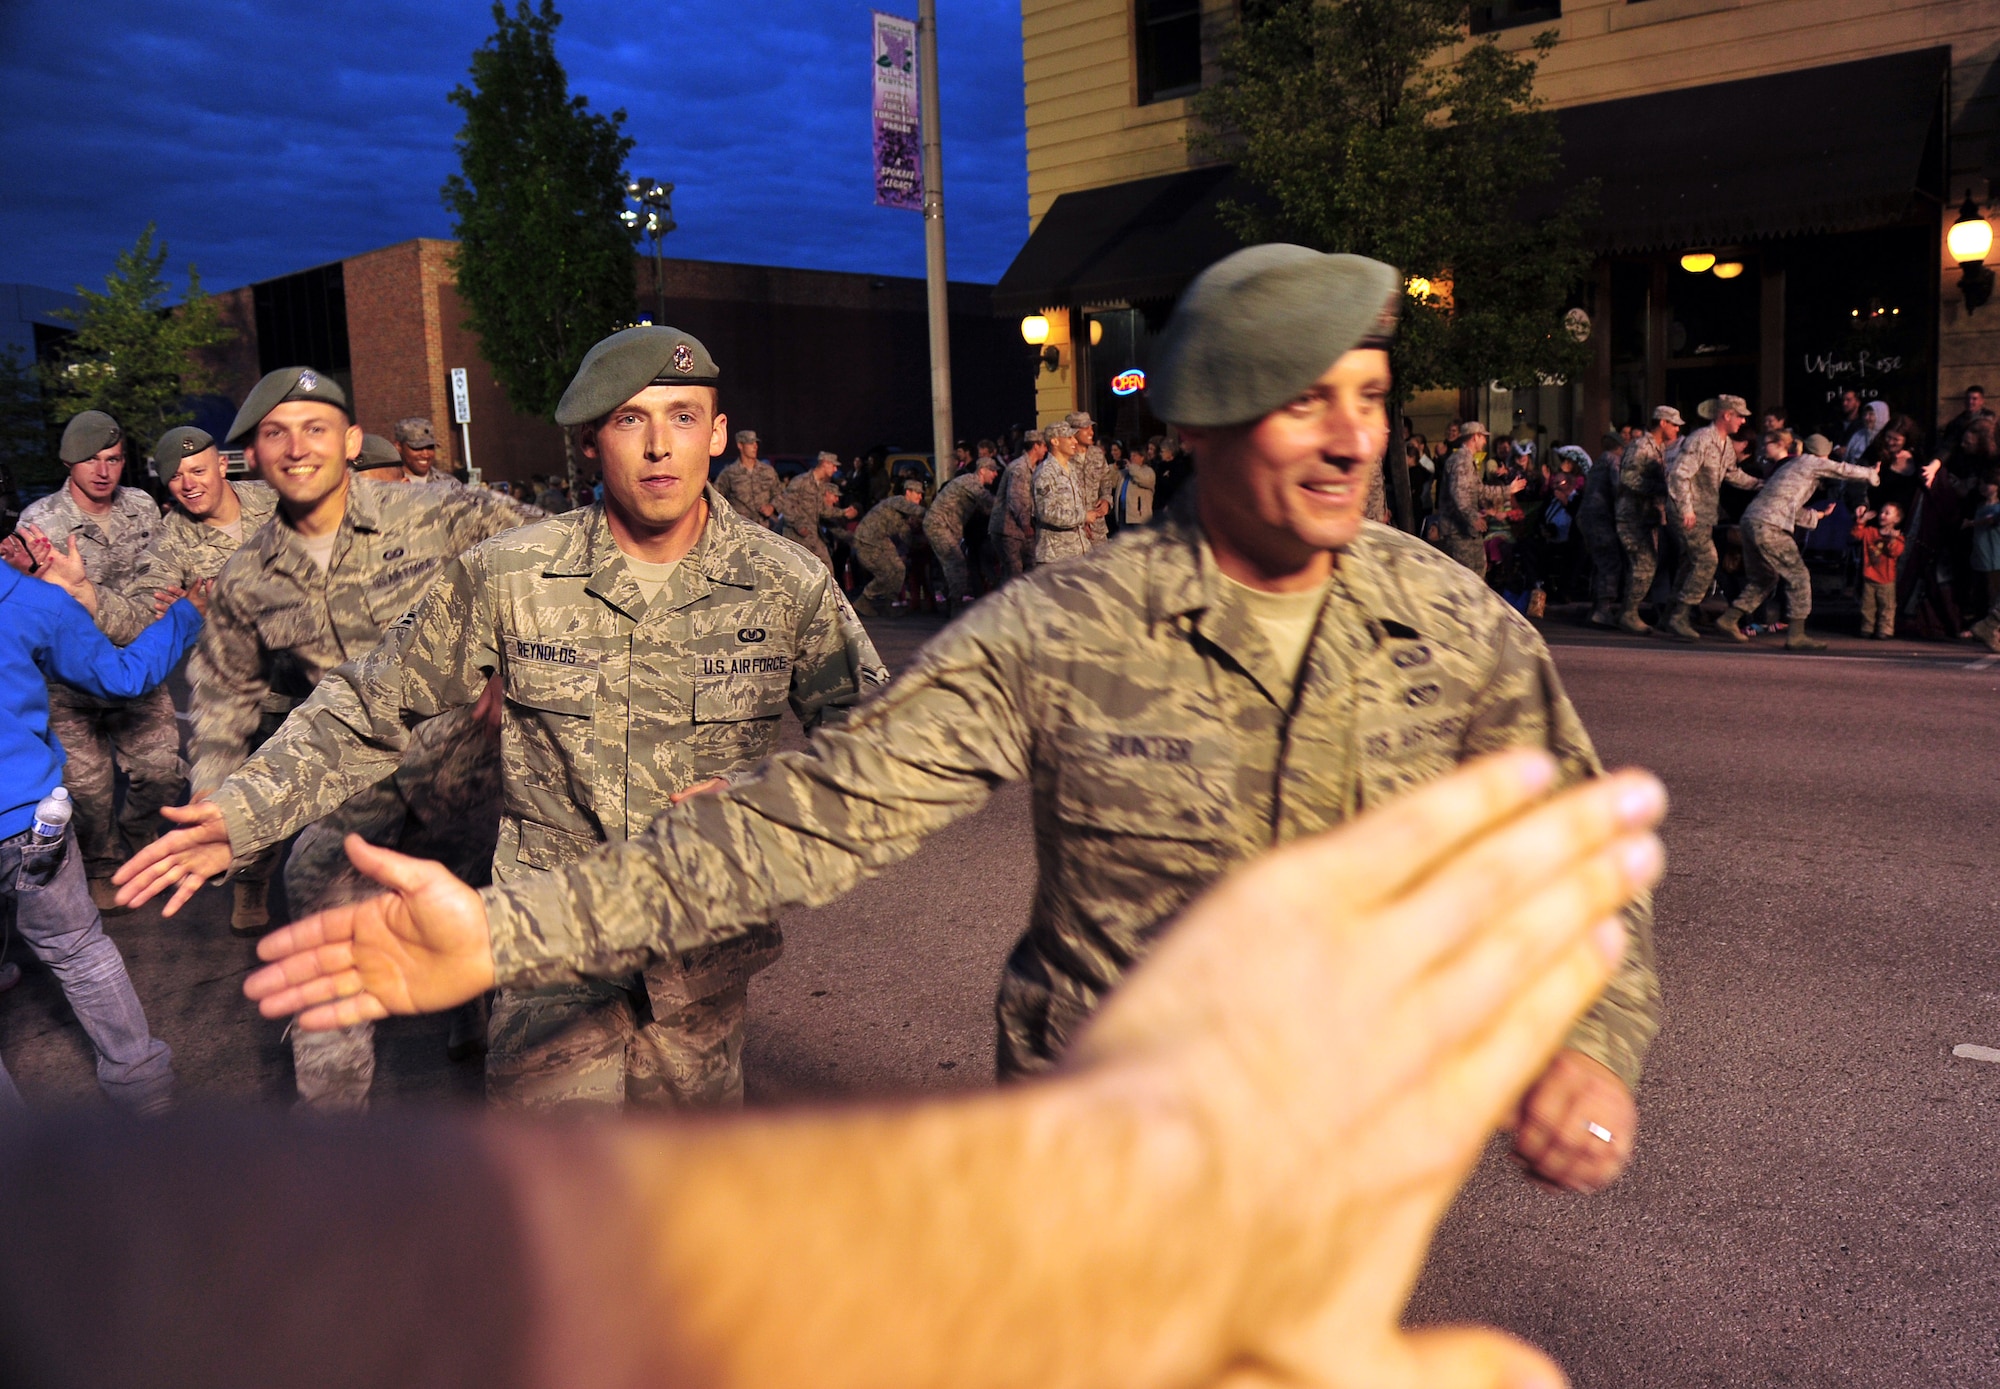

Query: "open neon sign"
(1110, 368), (1146, 396)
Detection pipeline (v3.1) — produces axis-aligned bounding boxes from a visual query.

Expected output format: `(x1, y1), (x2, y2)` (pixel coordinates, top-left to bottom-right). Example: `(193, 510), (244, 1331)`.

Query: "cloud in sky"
(0, 0), (1030, 297)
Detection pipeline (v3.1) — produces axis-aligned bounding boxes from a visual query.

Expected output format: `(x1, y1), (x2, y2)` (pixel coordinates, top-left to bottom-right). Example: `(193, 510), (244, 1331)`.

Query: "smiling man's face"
(252, 402), (359, 515)
(168, 448), (228, 519)
(586, 385), (727, 537)
(1185, 347), (1391, 568)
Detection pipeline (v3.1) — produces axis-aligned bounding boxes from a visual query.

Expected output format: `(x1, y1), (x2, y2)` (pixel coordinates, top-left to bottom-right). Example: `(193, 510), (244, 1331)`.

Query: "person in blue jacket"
(0, 528), (204, 1111)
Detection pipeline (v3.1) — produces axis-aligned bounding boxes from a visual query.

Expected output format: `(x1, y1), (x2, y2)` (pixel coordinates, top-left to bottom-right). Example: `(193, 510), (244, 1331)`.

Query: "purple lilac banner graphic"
(872, 11), (922, 211)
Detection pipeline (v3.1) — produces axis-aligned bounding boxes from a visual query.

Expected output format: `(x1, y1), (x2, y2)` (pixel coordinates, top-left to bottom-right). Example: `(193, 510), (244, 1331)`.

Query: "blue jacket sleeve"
(38, 595), (203, 701)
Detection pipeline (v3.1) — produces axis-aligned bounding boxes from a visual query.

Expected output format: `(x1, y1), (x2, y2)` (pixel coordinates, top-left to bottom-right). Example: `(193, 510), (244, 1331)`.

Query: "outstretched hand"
(113, 799), (233, 915)
(242, 835), (494, 1030)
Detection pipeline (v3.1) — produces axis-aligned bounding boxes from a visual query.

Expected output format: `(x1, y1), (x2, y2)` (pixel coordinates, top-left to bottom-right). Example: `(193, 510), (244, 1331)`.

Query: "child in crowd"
(1969, 475), (2000, 615)
(1851, 502), (1906, 639)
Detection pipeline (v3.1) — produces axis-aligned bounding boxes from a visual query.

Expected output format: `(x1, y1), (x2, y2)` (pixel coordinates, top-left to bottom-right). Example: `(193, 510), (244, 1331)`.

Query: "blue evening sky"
(0, 1), (1030, 299)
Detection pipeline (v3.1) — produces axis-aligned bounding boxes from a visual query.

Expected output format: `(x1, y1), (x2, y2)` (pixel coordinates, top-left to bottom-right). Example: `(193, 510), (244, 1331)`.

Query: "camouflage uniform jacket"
(1666, 424), (1760, 521)
(714, 458), (781, 524)
(1031, 456), (1092, 563)
(1741, 454), (1874, 532)
(1616, 434), (1668, 499)
(1436, 448), (1506, 541)
(855, 495), (923, 549)
(777, 471), (841, 538)
(989, 454), (1038, 543)
(186, 477), (540, 795)
(480, 515), (1662, 1090)
(923, 471), (994, 544)
(20, 484), (163, 706)
(208, 490), (888, 890)
(95, 481), (281, 645)
(415, 470), (466, 488)
(1079, 444), (1117, 543)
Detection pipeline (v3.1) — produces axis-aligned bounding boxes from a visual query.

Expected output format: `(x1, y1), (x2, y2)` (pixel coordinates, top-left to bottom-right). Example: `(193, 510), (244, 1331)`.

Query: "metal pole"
(917, 0), (954, 481)
(653, 226), (666, 325)
(459, 420), (475, 482)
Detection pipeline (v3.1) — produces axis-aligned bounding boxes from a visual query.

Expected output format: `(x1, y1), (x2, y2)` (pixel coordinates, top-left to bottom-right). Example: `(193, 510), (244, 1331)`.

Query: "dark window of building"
(253, 262), (350, 376)
(1136, 0), (1202, 105)
(1469, 1), (1561, 34)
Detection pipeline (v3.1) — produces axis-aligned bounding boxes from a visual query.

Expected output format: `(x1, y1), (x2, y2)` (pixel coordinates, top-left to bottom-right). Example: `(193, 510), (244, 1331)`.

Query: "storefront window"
(1665, 256), (1759, 422)
(1783, 225), (1935, 445)
(1083, 308), (1164, 442)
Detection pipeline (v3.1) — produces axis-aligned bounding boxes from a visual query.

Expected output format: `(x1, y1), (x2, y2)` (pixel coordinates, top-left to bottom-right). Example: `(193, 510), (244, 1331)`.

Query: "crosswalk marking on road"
(1952, 1043), (2000, 1063)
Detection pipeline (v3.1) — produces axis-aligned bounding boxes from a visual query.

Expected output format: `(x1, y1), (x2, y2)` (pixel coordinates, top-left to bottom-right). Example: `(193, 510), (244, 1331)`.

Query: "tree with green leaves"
(444, 0), (637, 479)
(1193, 0), (1595, 524)
(41, 224), (233, 466)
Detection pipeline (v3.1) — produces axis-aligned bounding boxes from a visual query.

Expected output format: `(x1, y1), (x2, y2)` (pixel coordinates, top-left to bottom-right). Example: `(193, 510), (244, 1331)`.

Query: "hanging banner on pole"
(871, 11), (922, 211)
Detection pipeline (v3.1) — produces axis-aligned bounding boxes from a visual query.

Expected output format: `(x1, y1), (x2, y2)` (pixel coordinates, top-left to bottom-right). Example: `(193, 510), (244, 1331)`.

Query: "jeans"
(0, 825), (175, 1114)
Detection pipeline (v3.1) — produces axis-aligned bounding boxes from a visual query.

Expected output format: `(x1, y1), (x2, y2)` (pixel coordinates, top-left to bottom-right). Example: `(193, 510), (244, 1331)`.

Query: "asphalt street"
(3, 610), (1997, 1387)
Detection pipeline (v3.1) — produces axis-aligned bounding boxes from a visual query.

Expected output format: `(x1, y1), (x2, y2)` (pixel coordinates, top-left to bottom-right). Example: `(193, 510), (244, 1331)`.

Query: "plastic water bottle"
(31, 787), (72, 843)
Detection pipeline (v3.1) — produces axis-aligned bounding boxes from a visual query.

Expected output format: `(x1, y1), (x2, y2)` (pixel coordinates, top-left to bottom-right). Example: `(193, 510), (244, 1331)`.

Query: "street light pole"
(622, 178), (677, 325)
(917, 0), (954, 481)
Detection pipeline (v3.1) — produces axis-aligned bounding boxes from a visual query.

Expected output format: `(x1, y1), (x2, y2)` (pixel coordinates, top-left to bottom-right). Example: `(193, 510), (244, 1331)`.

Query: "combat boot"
(1784, 629), (1827, 651)
(1616, 606), (1650, 636)
(1712, 607), (1749, 643)
(1660, 602), (1700, 643)
(1588, 602), (1618, 629)
(1973, 613), (2000, 653)
(851, 593), (880, 617)
(231, 880), (271, 937)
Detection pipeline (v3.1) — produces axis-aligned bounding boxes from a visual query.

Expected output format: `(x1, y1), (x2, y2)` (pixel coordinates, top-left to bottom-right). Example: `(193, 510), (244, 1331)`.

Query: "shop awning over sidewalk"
(993, 164), (1260, 316)
(1535, 46), (1951, 253)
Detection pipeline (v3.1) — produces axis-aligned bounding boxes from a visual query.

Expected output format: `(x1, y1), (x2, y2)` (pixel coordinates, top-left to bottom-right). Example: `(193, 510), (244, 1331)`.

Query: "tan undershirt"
(623, 555), (682, 605)
(297, 530), (338, 574)
(1221, 573), (1332, 690)
(216, 517), (245, 545)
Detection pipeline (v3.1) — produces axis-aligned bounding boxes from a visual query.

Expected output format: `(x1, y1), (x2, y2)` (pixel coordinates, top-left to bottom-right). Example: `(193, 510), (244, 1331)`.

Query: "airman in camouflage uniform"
(853, 478), (927, 615)
(713, 430), (780, 527)
(923, 457), (998, 609)
(1032, 423), (1095, 565)
(184, 367), (539, 1110)
(1713, 432), (1876, 650)
(1661, 393), (1762, 641)
(777, 452), (855, 575)
(470, 248), (1660, 1191)
(1067, 412), (1118, 545)
(393, 417), (463, 486)
(197, 328), (885, 1111)
(20, 412), (178, 901)
(987, 430), (1043, 580)
(1614, 406), (1682, 635)
(1435, 420), (1511, 577)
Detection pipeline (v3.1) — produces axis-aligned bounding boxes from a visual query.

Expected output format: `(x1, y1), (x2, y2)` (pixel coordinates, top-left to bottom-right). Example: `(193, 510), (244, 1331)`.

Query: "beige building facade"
(1004, 0), (2000, 459)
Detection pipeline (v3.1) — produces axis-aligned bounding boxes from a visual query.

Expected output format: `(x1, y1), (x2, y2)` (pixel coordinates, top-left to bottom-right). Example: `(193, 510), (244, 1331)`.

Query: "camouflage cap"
(59, 410), (123, 464)
(1458, 419), (1490, 438)
(555, 326), (720, 427)
(1714, 393), (1751, 418)
(1046, 422), (1077, 440)
(816, 450), (839, 464)
(900, 475), (927, 494)
(394, 417), (438, 448)
(1802, 432), (1834, 457)
(1151, 244), (1400, 427)
(1652, 406), (1685, 427)
(1064, 411), (1095, 429)
(226, 367), (351, 444)
(153, 424), (215, 483)
(1022, 429), (1045, 446)
(352, 433), (403, 470)
(736, 429), (758, 444)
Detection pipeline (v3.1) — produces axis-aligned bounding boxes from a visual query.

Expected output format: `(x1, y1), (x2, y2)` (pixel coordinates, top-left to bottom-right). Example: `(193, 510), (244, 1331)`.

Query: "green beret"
(1151, 245), (1401, 428)
(59, 410), (124, 464)
(153, 425), (216, 483)
(554, 326), (719, 427)
(226, 366), (351, 444)
(352, 434), (403, 470)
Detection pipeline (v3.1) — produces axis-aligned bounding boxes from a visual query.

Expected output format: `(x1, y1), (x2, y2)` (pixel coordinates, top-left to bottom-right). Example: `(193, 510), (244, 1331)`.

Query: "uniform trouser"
(1442, 535), (1488, 577)
(45, 684), (184, 881)
(994, 532), (1031, 580)
(1615, 501), (1662, 611)
(231, 710), (291, 917)
(1731, 522), (1811, 623)
(784, 526), (835, 576)
(282, 707), (501, 1112)
(858, 539), (904, 604)
(926, 527), (972, 604)
(1577, 514), (1623, 604)
(0, 826), (174, 1113)
(485, 925), (782, 1111)
(1860, 579), (1896, 636)
(1671, 505), (1721, 605)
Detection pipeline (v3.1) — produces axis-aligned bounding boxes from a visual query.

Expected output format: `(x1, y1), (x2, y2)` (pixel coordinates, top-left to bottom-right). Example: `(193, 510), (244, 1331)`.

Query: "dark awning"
(993, 164), (1258, 316)
(1536, 46), (1950, 253)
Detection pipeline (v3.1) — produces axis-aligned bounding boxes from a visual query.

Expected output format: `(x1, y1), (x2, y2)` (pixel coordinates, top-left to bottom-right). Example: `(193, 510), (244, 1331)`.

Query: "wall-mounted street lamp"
(1679, 251), (1717, 273)
(1948, 190), (1994, 314)
(1712, 261), (1745, 280)
(621, 177), (677, 325)
(1021, 314), (1060, 371)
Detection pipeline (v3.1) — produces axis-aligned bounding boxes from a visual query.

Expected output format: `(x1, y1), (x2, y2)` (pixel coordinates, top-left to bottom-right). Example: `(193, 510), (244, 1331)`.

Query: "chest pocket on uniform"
(1052, 726), (1235, 842)
(503, 659), (597, 716)
(692, 670), (790, 723)
(253, 602), (319, 652)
